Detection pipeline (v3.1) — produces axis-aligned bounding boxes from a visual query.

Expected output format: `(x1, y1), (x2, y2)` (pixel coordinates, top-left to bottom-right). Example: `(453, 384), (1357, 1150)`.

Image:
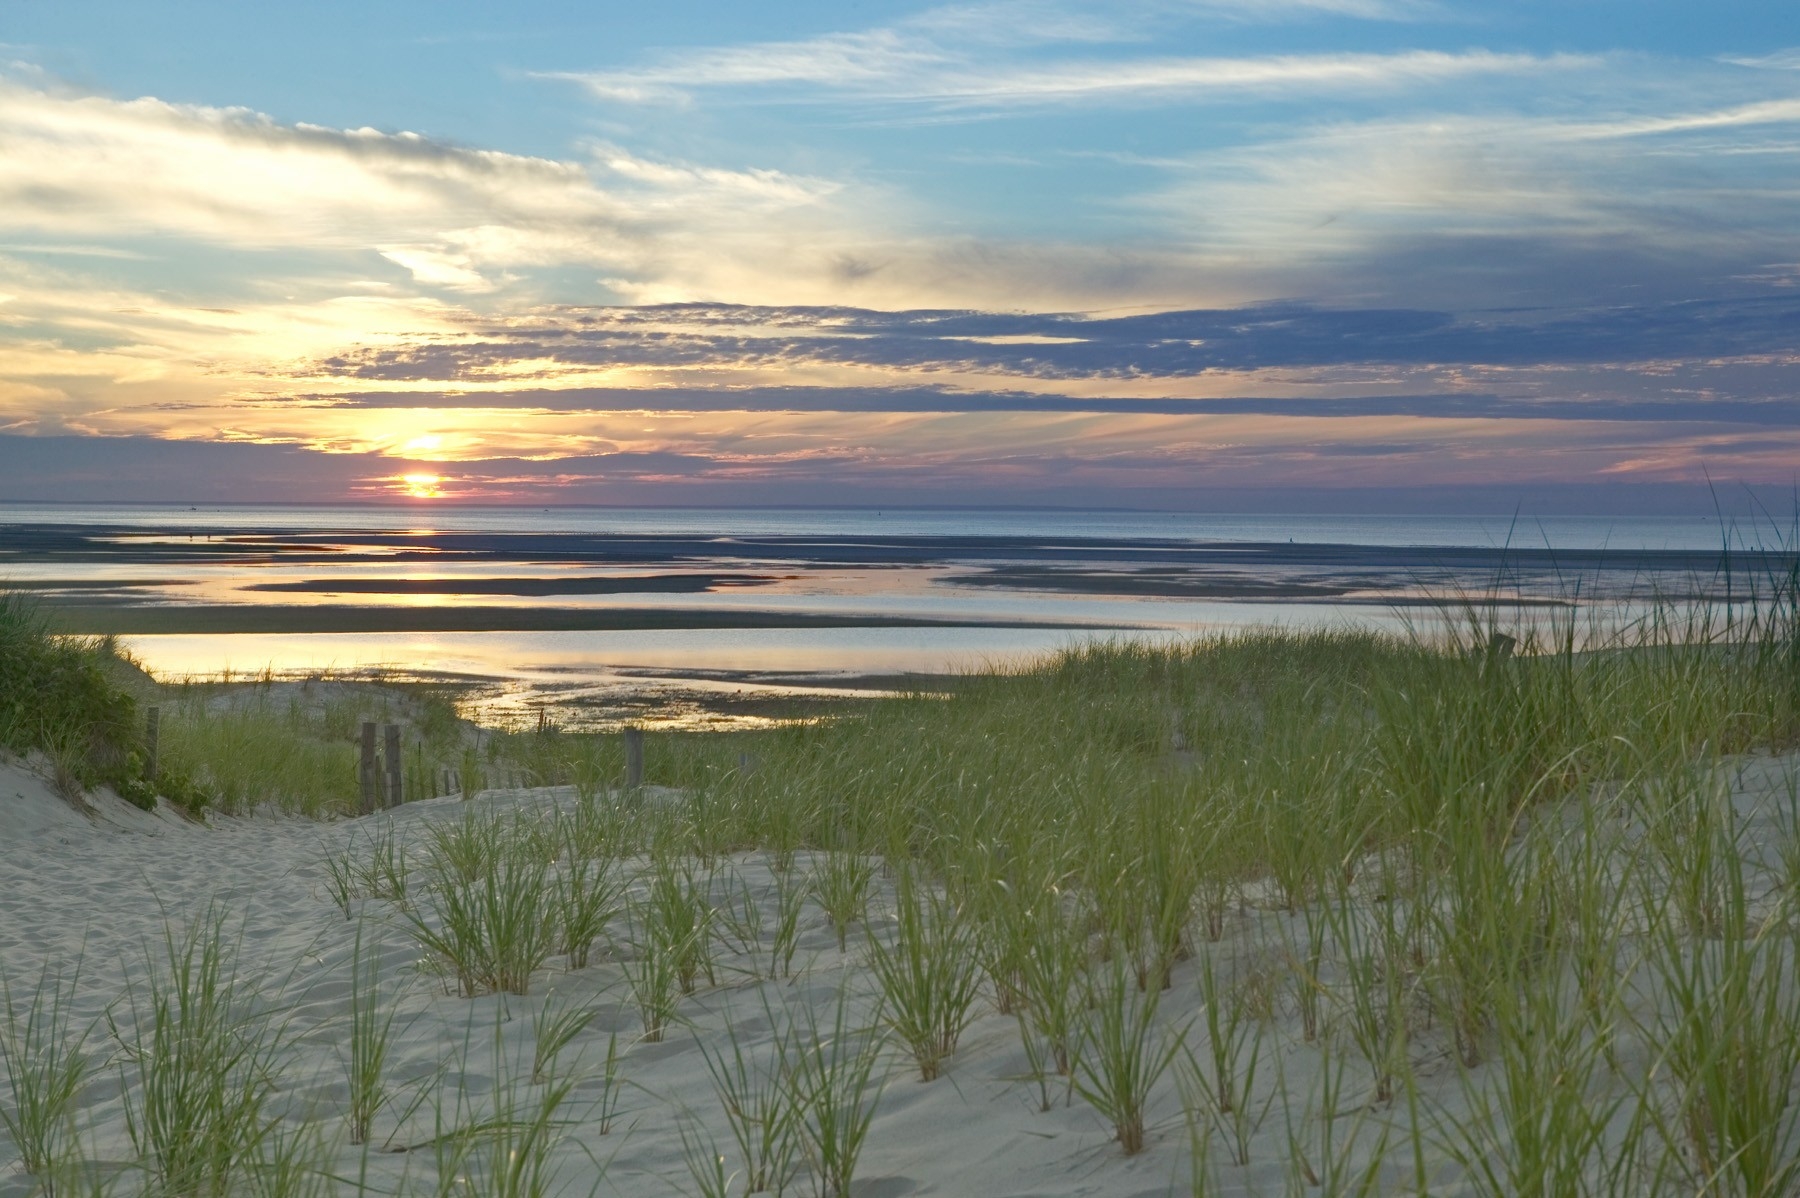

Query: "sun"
(400, 472), (444, 499)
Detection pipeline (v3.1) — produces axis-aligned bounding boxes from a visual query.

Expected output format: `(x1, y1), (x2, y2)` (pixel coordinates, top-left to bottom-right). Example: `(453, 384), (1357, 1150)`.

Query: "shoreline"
(5, 518), (1792, 573)
(43, 604), (1113, 637)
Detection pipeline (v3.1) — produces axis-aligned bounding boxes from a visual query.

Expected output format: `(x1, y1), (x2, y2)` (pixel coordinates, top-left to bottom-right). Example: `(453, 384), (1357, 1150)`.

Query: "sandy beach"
(2, 763), (1211, 1197)
(4, 736), (1798, 1197)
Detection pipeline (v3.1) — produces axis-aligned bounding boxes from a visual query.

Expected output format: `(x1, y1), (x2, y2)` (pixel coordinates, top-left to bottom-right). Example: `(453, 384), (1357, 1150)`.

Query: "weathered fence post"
(624, 726), (644, 790)
(359, 721), (378, 815)
(384, 724), (403, 809)
(145, 706), (161, 782)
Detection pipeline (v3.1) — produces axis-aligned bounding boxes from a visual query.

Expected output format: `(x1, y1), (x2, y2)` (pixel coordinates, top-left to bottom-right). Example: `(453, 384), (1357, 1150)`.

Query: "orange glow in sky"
(2, 24), (1795, 509)
(400, 472), (444, 499)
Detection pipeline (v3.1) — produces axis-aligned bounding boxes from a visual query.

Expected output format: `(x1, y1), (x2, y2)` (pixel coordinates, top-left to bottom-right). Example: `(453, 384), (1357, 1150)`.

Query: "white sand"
(1, 753), (1796, 1196)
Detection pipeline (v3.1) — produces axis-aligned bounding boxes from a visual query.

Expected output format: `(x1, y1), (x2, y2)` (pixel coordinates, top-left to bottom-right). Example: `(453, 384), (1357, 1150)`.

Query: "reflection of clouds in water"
(107, 600), (1617, 730)
(117, 626), (1181, 681)
(117, 626), (1171, 731)
(28, 506), (1793, 724)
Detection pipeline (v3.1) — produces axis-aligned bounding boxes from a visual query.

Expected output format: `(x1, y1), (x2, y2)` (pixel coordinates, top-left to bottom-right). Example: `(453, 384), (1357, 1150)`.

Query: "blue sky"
(2, 1), (1799, 507)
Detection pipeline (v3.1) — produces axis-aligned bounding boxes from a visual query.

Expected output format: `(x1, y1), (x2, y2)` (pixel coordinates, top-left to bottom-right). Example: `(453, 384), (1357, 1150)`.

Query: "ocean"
(2, 503), (1789, 728)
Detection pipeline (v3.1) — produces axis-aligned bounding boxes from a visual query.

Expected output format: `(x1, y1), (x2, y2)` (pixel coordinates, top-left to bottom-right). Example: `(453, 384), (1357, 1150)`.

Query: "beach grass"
(780, 989), (885, 1198)
(0, 956), (92, 1178)
(863, 869), (983, 1082)
(14, 567), (1800, 1192)
(621, 904), (682, 1045)
(694, 997), (803, 1196)
(343, 926), (399, 1146)
(111, 911), (288, 1198)
(1073, 960), (1184, 1156)
(531, 995), (599, 1085)
(153, 701), (360, 818)
(552, 845), (624, 972)
(408, 826), (559, 998)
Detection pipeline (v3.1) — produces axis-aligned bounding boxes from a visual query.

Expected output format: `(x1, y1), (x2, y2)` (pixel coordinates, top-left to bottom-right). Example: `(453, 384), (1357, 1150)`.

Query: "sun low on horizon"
(1, 0), (1798, 511)
(400, 473), (447, 501)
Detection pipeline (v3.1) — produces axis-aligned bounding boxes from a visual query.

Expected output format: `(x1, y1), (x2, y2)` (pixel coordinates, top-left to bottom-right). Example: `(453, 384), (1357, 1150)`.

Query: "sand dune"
(1, 753), (1796, 1196)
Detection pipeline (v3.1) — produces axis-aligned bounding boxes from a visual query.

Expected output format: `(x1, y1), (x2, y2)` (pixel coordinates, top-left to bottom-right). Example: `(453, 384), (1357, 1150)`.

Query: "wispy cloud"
(1183, 0), (1442, 18)
(542, 0), (1449, 108)
(0, 243), (150, 259)
(542, 3), (1117, 103)
(549, 44), (1583, 110)
(1126, 89), (1800, 306)
(1563, 97), (1800, 139)
(900, 50), (1581, 108)
(538, 1), (1554, 113)
(1722, 48), (1800, 71)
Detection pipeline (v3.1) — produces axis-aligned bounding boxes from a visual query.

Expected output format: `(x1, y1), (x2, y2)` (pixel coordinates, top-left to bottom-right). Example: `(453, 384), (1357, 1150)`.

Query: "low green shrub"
(0, 590), (150, 807)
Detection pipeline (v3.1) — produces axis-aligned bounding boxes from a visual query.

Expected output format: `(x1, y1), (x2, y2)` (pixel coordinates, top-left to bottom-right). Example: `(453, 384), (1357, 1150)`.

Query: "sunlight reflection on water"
(11, 502), (1777, 729)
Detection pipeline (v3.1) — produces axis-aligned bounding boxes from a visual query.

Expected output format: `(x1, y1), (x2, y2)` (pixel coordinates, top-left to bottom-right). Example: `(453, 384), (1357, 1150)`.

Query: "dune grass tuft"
(343, 925), (400, 1146)
(781, 991), (885, 1198)
(864, 871), (983, 1082)
(112, 911), (288, 1198)
(1073, 960), (1184, 1156)
(0, 955), (92, 1178)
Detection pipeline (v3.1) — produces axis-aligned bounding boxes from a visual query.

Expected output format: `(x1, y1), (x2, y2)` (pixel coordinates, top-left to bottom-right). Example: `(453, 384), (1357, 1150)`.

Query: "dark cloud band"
(309, 385), (1800, 426)
(315, 295), (1800, 384)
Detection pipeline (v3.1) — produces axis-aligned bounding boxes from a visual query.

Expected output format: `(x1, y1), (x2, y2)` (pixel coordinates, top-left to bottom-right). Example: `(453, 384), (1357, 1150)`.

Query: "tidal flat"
(8, 511), (1795, 729)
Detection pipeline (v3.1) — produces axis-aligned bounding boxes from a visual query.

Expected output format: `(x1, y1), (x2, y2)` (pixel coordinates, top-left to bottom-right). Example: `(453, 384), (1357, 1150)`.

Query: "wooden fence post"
(360, 722), (377, 815)
(145, 706), (160, 782)
(624, 726), (644, 790)
(384, 724), (402, 809)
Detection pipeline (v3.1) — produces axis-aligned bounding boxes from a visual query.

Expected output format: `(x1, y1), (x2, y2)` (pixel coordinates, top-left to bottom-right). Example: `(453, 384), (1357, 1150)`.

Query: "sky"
(2, 0), (1800, 510)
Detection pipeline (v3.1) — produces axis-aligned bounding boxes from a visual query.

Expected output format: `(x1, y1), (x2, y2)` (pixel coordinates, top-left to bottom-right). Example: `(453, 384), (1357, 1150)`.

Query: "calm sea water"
(3, 504), (1785, 727)
(0, 501), (1769, 550)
